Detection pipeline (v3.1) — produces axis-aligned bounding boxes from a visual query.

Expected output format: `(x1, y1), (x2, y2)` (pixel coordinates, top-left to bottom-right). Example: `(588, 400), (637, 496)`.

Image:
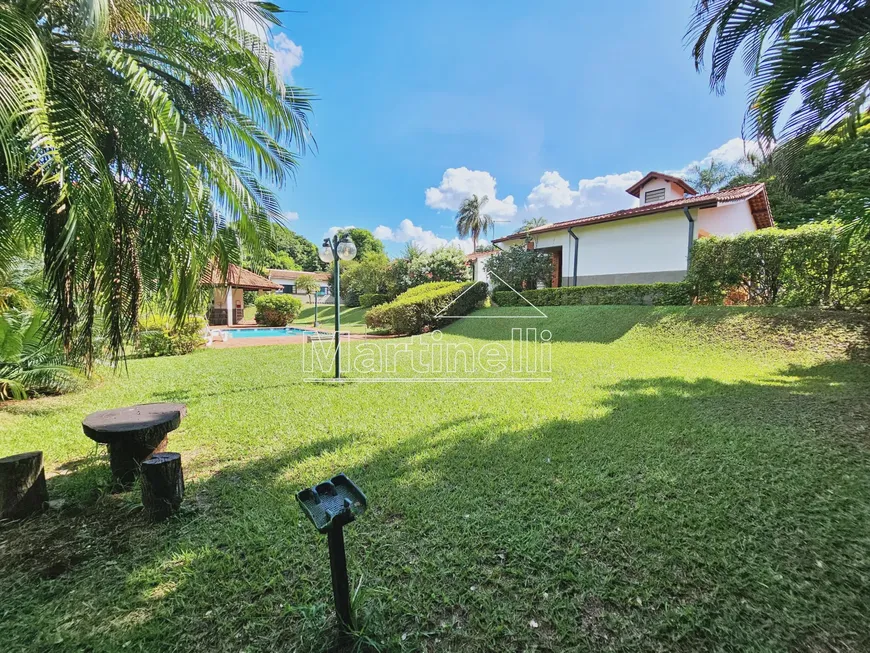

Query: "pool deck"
(210, 327), (394, 348)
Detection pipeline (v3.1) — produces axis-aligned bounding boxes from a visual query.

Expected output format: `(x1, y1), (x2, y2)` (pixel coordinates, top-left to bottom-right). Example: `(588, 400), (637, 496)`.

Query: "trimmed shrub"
(254, 294), (302, 326)
(365, 281), (488, 334)
(688, 221), (870, 307)
(136, 315), (205, 357)
(492, 282), (692, 307)
(359, 293), (389, 308)
(484, 245), (553, 291)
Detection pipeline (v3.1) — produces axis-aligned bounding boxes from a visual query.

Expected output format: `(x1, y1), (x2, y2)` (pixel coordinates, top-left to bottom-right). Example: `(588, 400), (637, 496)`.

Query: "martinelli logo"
(303, 276), (551, 383)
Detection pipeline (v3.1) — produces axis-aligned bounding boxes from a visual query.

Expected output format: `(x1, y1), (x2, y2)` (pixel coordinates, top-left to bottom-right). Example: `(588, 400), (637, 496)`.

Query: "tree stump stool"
(0, 451), (48, 519)
(81, 403), (186, 489)
(141, 453), (184, 522)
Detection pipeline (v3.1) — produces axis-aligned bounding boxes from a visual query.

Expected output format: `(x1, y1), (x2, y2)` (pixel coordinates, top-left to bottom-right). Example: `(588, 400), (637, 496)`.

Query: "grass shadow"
(1, 362), (868, 651)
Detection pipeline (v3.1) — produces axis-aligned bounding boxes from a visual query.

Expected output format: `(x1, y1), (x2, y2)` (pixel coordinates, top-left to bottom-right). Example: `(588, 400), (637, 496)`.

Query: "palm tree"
(294, 274), (320, 305)
(455, 194), (494, 253)
(687, 1), (870, 148)
(0, 0), (314, 366)
(0, 309), (78, 400)
(521, 216), (548, 232)
(686, 159), (740, 193)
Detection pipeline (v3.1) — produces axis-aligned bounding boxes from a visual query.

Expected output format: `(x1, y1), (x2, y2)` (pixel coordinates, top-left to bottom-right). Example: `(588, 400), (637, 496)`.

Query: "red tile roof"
(267, 269), (331, 282)
(465, 251), (495, 262)
(201, 263), (281, 290)
(625, 171), (698, 198)
(493, 183), (773, 243)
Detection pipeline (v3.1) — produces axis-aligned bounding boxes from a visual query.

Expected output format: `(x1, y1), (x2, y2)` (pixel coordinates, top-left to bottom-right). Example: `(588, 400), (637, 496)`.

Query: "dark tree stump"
(82, 403), (185, 490)
(107, 436), (168, 489)
(141, 453), (184, 522)
(0, 451), (48, 519)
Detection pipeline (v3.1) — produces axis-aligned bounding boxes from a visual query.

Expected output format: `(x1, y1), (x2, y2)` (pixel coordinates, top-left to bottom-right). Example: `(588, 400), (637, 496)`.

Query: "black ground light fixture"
(318, 234), (357, 379)
(296, 474), (368, 638)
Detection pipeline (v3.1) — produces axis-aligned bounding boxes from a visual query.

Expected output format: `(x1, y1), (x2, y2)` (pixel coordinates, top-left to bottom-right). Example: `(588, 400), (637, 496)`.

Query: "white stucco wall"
(574, 212), (689, 276)
(638, 179), (686, 205)
(696, 202), (757, 236)
(270, 275), (330, 296)
(499, 211), (691, 281)
(212, 287), (244, 307)
(470, 257), (492, 286)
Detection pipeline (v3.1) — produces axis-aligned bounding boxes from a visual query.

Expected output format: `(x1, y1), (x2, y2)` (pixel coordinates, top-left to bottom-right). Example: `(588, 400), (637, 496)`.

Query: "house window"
(644, 188), (665, 203)
(280, 283), (295, 294)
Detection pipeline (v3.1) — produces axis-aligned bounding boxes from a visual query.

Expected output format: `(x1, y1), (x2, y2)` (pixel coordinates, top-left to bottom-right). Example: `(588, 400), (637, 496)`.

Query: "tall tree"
(272, 224), (324, 271)
(455, 194), (494, 252)
(687, 0), (870, 155)
(0, 0), (314, 364)
(728, 114), (870, 229)
(336, 228), (384, 259)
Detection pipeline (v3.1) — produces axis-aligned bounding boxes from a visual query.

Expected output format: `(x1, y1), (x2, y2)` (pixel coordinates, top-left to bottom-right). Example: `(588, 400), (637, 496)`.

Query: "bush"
(484, 245), (553, 290)
(359, 293), (389, 308)
(415, 246), (471, 283)
(492, 282), (693, 307)
(688, 221), (870, 307)
(254, 294), (302, 326)
(342, 252), (391, 301)
(365, 281), (488, 334)
(135, 315), (205, 358)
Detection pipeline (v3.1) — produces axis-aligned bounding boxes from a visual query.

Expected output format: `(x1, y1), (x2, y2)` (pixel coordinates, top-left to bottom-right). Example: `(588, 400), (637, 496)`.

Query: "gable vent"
(644, 188), (665, 204)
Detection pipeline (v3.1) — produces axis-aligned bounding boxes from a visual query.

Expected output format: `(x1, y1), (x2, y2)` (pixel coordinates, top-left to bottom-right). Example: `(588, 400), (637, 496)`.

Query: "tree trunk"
(140, 452), (184, 522)
(0, 451), (48, 519)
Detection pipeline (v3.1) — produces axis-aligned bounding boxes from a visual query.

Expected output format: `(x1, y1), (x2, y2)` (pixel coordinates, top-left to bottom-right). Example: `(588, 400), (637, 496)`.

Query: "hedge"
(359, 293), (389, 308)
(688, 221), (870, 307)
(492, 282), (692, 307)
(365, 281), (488, 334)
(135, 315), (205, 357)
(254, 294), (302, 326)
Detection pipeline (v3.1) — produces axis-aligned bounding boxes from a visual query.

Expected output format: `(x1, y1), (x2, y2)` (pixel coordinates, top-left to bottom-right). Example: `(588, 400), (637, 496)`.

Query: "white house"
(266, 269), (331, 298)
(466, 250), (495, 286)
(493, 172), (774, 287)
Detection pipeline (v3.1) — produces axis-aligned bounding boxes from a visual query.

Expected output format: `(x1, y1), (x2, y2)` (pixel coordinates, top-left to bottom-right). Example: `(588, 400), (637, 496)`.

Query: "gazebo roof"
(201, 263), (281, 291)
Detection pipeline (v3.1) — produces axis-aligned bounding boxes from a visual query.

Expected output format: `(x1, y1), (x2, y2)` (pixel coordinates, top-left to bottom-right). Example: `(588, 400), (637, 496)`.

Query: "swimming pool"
(221, 327), (318, 339)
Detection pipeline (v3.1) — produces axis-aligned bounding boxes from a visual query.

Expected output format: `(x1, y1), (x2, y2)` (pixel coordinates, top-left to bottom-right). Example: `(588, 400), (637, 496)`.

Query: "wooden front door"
(550, 250), (562, 288)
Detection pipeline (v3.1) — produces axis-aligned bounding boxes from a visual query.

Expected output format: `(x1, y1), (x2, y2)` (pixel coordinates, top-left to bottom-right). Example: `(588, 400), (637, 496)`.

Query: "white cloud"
(324, 225), (355, 239)
(525, 170), (643, 219)
(272, 32), (303, 81)
(425, 168), (517, 218)
(236, 17), (303, 81)
(520, 137), (763, 223)
(283, 211), (299, 222)
(374, 219), (483, 254)
(672, 138), (762, 178)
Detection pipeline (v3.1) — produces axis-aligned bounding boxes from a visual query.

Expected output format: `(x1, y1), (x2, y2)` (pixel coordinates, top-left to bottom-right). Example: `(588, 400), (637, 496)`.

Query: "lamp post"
(319, 234), (357, 379)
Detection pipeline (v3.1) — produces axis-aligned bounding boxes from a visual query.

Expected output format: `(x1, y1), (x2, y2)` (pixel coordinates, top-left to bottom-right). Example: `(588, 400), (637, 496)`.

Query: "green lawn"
(242, 303), (369, 333)
(294, 304), (369, 333)
(1, 306), (868, 652)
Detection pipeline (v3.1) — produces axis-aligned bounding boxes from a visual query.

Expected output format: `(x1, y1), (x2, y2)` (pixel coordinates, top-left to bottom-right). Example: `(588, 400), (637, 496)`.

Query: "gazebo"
(202, 263), (280, 326)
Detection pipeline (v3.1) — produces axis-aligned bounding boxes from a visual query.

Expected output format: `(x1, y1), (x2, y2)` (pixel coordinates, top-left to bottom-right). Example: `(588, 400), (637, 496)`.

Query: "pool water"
(221, 327), (317, 339)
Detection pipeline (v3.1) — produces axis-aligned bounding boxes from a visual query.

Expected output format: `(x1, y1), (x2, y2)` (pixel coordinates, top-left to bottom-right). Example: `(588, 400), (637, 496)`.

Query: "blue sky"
(269, 0), (755, 256)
